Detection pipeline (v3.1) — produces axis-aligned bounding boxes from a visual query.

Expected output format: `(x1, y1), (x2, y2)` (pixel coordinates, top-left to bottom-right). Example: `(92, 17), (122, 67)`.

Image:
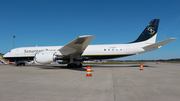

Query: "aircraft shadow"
(26, 64), (156, 72)
(36, 65), (87, 71)
(83, 64), (156, 68)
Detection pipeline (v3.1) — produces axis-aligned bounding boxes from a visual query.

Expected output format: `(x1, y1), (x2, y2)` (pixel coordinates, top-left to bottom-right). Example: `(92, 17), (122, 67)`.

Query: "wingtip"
(79, 35), (95, 38)
(170, 38), (177, 40)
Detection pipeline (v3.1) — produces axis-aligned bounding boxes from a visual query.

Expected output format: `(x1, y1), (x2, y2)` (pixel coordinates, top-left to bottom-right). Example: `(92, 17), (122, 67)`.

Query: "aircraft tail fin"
(131, 19), (160, 43)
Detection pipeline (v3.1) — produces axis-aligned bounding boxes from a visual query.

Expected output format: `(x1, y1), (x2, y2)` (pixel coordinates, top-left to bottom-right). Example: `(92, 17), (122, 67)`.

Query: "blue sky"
(0, 0), (180, 60)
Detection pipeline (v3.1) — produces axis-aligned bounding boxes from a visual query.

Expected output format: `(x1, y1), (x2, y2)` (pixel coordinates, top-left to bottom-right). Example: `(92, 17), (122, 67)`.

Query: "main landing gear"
(67, 63), (82, 68)
(67, 57), (83, 68)
(14, 61), (26, 66)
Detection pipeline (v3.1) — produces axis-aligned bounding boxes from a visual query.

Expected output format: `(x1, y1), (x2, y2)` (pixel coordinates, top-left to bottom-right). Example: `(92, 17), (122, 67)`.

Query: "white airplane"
(3, 19), (177, 67)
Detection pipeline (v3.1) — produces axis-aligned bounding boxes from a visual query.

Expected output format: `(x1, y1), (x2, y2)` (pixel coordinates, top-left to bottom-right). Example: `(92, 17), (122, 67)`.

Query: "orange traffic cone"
(86, 66), (92, 76)
(140, 64), (143, 70)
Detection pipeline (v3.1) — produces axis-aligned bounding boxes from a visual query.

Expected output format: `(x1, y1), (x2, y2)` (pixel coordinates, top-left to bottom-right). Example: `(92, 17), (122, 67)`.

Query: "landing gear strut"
(67, 57), (82, 68)
(67, 63), (82, 68)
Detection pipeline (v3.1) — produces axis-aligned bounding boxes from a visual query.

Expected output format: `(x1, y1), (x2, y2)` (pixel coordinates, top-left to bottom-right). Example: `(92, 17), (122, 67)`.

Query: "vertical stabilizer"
(132, 19), (159, 43)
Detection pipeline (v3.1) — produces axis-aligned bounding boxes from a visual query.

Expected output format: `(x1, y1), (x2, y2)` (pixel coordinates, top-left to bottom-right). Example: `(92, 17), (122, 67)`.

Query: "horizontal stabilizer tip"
(79, 35), (95, 38)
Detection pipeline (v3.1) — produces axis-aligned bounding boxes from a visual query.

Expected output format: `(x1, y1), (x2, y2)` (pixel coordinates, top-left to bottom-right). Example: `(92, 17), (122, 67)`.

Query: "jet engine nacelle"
(34, 51), (56, 64)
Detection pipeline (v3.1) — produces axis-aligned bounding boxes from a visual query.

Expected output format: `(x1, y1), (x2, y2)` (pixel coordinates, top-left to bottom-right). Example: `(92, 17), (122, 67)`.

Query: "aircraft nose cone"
(3, 54), (7, 58)
(3, 53), (10, 59)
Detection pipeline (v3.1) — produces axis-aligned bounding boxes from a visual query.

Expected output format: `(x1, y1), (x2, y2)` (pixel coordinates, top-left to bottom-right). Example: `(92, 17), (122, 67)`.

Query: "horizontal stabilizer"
(143, 38), (177, 49)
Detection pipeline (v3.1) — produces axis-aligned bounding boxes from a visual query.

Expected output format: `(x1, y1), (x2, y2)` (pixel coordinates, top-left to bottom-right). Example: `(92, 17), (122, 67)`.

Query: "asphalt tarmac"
(0, 63), (180, 101)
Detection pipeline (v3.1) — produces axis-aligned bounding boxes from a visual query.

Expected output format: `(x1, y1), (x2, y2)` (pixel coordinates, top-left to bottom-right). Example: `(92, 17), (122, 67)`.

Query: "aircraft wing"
(143, 38), (177, 49)
(58, 35), (94, 59)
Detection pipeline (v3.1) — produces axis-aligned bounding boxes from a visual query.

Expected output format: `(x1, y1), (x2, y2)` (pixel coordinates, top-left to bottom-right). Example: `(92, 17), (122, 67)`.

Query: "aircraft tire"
(79, 64), (82, 67)
(73, 64), (78, 68)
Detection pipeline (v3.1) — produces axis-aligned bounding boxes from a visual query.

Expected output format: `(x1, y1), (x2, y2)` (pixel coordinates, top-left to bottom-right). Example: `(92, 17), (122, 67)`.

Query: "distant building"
(0, 53), (4, 57)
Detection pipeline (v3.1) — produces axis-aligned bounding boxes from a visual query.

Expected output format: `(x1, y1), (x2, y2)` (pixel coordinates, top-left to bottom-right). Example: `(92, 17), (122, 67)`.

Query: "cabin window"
(104, 49), (121, 51)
